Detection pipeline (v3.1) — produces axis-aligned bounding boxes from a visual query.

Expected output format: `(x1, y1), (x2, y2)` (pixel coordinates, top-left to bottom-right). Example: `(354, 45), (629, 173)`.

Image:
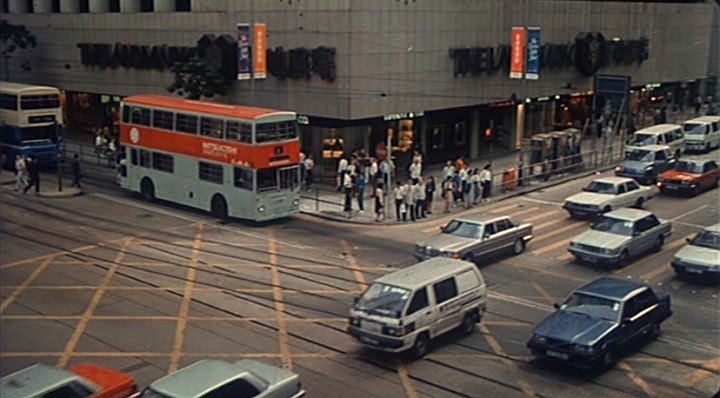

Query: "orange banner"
(510, 27), (526, 79)
(253, 24), (267, 79)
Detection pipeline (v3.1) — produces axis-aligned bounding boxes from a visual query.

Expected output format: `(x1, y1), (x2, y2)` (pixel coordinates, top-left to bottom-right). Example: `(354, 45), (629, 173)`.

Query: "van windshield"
(683, 123), (706, 134)
(628, 133), (656, 146)
(355, 283), (411, 318)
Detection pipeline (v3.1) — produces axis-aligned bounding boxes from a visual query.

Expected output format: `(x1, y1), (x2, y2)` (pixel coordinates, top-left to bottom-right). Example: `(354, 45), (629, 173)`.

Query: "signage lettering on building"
(449, 32), (649, 77)
(383, 111), (425, 121)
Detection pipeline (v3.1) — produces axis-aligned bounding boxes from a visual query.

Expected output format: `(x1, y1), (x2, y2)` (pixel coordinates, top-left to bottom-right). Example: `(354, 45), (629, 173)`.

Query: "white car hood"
(674, 245), (720, 268)
(566, 192), (612, 206)
(572, 230), (631, 250)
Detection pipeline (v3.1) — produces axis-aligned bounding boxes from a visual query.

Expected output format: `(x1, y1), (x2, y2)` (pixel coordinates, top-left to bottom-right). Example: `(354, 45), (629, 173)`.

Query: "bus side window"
(175, 113), (199, 135)
(200, 117), (224, 139)
(130, 148), (138, 166)
(234, 167), (253, 190)
(139, 150), (151, 168)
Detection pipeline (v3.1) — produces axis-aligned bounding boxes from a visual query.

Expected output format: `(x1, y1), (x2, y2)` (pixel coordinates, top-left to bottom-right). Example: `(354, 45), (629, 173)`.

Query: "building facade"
(3, 0), (718, 178)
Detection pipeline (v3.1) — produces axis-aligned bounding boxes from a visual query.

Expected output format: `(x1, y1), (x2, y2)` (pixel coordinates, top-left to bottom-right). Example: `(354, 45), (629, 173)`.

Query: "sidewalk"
(0, 168), (83, 198)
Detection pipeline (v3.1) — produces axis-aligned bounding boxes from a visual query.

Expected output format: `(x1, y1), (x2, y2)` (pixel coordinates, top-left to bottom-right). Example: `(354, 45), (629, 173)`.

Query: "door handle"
(425, 311), (432, 315)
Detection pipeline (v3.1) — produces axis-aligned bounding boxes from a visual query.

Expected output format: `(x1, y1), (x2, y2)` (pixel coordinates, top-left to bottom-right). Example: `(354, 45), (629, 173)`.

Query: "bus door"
(279, 165), (299, 190)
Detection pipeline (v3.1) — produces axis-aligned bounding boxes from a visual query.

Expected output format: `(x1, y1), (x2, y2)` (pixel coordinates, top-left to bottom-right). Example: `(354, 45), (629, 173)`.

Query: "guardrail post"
(315, 187), (319, 212)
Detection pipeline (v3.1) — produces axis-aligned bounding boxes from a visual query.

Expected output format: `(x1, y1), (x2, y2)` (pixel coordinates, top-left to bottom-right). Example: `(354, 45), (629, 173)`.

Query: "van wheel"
(653, 235), (664, 253)
(602, 205), (612, 214)
(412, 333), (430, 358)
(513, 239), (525, 255)
(462, 313), (477, 335)
(705, 143), (711, 153)
(211, 195), (228, 219)
(634, 197), (644, 209)
(140, 178), (155, 201)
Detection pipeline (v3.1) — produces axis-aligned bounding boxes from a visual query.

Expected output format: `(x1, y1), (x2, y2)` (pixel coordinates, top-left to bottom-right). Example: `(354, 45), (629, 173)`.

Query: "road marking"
(341, 240), (367, 291)
(397, 363), (419, 398)
(531, 237), (573, 256)
(0, 255), (55, 314)
(556, 252), (574, 261)
(534, 217), (578, 231)
(531, 222), (586, 244)
(521, 197), (563, 207)
(168, 224), (203, 373)
(479, 324), (537, 397)
(531, 282), (556, 305)
(617, 361), (658, 397)
(269, 229), (292, 371)
(523, 210), (561, 223)
(506, 206), (540, 218)
(0, 285), (357, 295)
(0, 315), (348, 323)
(614, 235), (691, 276)
(670, 205), (709, 221)
(488, 203), (522, 214)
(57, 238), (133, 367)
(681, 367), (717, 389)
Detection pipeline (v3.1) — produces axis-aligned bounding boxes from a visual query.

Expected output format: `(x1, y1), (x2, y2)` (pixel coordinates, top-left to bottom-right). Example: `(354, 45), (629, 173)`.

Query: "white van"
(348, 258), (487, 358)
(626, 124), (685, 158)
(682, 116), (720, 152)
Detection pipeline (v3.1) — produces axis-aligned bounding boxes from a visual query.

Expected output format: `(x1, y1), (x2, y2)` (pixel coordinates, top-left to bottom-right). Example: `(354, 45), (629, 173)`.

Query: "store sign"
(449, 31), (649, 78)
(297, 115), (310, 125)
(525, 27), (541, 80)
(383, 111), (425, 121)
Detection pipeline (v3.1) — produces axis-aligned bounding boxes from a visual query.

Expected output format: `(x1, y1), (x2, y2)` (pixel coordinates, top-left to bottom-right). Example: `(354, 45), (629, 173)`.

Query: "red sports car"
(657, 159), (720, 196)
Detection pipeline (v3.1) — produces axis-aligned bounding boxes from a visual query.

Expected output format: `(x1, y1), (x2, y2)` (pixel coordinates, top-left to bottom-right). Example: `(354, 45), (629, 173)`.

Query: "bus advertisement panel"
(0, 82), (63, 169)
(119, 95), (301, 222)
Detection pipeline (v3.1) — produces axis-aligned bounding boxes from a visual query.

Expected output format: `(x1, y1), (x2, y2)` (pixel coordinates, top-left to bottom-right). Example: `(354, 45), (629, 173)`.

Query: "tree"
(1, 19), (37, 81)
(167, 56), (230, 100)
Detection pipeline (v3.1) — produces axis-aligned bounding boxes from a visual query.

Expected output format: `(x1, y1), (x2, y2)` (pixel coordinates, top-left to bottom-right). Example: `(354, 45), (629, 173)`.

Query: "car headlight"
(292, 199), (299, 207)
(532, 335), (548, 346)
(257, 205), (266, 213)
(570, 241), (579, 248)
(349, 317), (361, 327)
(601, 248), (615, 254)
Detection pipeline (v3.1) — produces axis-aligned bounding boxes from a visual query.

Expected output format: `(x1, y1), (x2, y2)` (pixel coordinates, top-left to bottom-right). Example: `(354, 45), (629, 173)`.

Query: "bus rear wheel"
(140, 178), (155, 201)
(211, 195), (228, 219)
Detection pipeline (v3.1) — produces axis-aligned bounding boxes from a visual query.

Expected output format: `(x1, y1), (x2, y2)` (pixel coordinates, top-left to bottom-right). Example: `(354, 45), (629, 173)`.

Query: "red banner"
(510, 27), (526, 79)
(253, 24), (267, 79)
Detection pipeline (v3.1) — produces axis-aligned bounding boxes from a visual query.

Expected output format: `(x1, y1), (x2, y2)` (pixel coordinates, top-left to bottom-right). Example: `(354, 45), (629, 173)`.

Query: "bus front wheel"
(211, 195), (228, 219)
(140, 178), (155, 201)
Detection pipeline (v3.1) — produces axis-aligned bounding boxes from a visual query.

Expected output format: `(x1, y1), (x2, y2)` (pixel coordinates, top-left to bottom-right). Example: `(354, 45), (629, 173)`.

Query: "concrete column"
(154, 0), (174, 12)
(121, 0), (140, 12)
(470, 109), (480, 161)
(60, 0), (79, 13)
(33, 0), (53, 13)
(8, 0), (28, 13)
(89, 0), (109, 12)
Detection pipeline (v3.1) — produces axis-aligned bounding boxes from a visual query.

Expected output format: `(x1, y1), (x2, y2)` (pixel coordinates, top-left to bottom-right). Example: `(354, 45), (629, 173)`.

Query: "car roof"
(604, 208), (652, 221)
(686, 116), (720, 123)
(627, 144), (670, 152)
(634, 124), (682, 134)
(576, 277), (647, 301)
(375, 258), (477, 290)
(0, 364), (89, 398)
(148, 360), (251, 398)
(593, 177), (634, 185)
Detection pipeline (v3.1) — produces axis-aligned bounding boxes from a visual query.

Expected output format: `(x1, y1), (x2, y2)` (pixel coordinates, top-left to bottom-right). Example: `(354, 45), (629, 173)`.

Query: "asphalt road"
(1, 152), (718, 397)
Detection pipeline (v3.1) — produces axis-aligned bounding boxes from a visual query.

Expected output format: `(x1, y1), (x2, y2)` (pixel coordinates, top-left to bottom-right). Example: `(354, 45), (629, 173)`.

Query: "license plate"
(583, 255), (598, 263)
(360, 336), (379, 345)
(574, 211), (587, 216)
(665, 185), (678, 190)
(685, 267), (703, 274)
(361, 320), (382, 333)
(546, 350), (569, 360)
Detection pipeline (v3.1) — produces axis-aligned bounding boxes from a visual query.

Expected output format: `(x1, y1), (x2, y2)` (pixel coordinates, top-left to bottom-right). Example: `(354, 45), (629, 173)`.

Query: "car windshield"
(139, 388), (172, 398)
(443, 220), (482, 239)
(561, 293), (620, 321)
(628, 133), (656, 146)
(591, 216), (634, 236)
(674, 161), (703, 174)
(355, 283), (411, 318)
(690, 230), (720, 250)
(625, 149), (654, 162)
(583, 181), (616, 194)
(683, 123), (705, 134)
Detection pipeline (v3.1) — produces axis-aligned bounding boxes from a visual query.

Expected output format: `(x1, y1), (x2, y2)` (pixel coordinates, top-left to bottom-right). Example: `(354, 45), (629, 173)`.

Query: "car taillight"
(452, 252), (461, 259)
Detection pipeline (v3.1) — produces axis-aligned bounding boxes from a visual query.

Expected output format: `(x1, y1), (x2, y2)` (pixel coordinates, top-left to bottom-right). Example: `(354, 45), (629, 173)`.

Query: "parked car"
(133, 360), (305, 398)
(1, 363), (137, 398)
(414, 215), (533, 262)
(681, 116), (720, 153)
(671, 224), (720, 282)
(527, 277), (672, 369)
(615, 145), (676, 185)
(625, 123), (685, 158)
(563, 177), (654, 218)
(348, 257), (487, 358)
(657, 159), (720, 196)
(568, 208), (672, 267)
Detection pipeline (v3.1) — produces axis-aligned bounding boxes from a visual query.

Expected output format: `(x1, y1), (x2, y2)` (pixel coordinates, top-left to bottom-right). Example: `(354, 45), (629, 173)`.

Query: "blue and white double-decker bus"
(1, 82), (63, 169)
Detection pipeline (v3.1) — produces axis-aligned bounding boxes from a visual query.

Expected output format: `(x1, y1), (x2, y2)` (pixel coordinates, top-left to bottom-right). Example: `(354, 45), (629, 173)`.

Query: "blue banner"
(237, 24), (251, 80)
(525, 27), (541, 80)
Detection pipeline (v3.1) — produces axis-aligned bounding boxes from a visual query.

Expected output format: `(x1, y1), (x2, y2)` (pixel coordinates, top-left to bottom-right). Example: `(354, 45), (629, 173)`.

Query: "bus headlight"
(292, 199), (299, 207)
(257, 205), (266, 213)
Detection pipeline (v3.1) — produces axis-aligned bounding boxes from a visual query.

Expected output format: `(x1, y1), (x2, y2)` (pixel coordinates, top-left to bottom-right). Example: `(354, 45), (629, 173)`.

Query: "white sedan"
(563, 177), (655, 218)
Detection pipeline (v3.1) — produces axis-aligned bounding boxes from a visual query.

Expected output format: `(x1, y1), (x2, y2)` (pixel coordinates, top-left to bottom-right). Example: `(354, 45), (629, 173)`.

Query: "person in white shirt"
(443, 160), (455, 181)
(393, 181), (405, 220)
(415, 177), (427, 219)
(337, 156), (349, 191)
(403, 179), (416, 222)
(408, 158), (422, 184)
(303, 155), (315, 190)
(369, 157), (379, 196)
(459, 166), (469, 208)
(481, 164), (492, 199)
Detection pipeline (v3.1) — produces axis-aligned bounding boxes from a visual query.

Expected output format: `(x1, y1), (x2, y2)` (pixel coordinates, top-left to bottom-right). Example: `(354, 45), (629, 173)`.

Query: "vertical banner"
(525, 27), (541, 80)
(237, 23), (251, 80)
(509, 27), (526, 79)
(253, 23), (267, 79)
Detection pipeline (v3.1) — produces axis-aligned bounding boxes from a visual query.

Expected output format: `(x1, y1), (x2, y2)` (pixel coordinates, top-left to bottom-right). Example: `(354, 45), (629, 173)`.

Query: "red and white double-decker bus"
(119, 95), (300, 221)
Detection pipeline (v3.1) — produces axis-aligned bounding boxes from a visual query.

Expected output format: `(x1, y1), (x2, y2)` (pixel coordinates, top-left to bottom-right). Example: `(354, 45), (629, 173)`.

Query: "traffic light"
(485, 128), (493, 140)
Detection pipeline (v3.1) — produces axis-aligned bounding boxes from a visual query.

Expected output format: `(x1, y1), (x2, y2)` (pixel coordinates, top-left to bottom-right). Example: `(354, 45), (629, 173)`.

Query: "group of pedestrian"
(93, 127), (119, 167)
(12, 154), (40, 195)
(390, 176), (435, 222)
(440, 158), (493, 213)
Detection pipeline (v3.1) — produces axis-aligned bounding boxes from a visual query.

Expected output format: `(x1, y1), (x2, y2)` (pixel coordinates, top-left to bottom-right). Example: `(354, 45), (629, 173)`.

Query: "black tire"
(649, 322), (661, 340)
(705, 143), (711, 153)
(602, 205), (612, 214)
(412, 333), (430, 358)
(211, 195), (228, 219)
(513, 238), (525, 255)
(461, 313), (477, 335)
(600, 348), (617, 369)
(653, 235), (664, 253)
(618, 250), (629, 267)
(140, 178), (155, 201)
(675, 149), (682, 159)
(634, 197), (645, 209)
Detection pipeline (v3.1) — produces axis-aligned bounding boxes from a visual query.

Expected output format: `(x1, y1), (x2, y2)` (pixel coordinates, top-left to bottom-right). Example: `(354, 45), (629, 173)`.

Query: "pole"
(385, 129), (393, 220)
(55, 122), (63, 192)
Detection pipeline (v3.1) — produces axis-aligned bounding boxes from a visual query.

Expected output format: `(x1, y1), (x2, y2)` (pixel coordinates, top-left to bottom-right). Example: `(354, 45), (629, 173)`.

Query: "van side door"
(405, 287), (434, 335)
(431, 277), (461, 336)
